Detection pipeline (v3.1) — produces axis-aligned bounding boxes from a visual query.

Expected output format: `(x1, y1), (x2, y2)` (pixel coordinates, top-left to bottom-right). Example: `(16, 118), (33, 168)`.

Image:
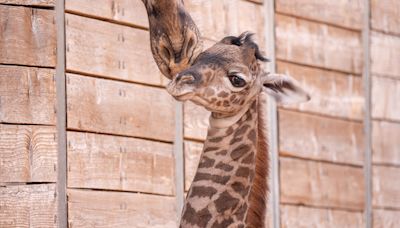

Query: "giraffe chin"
(170, 91), (195, 102)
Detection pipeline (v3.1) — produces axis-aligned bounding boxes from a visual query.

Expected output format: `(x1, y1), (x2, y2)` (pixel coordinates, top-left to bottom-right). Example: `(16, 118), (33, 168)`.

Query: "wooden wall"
(370, 0), (400, 226)
(1, 0), (399, 227)
(0, 1), (58, 227)
(64, 0), (177, 227)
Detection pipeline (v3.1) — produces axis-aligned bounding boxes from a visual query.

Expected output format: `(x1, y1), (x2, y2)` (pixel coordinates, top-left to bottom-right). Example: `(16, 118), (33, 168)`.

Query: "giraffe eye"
(228, 75), (246, 87)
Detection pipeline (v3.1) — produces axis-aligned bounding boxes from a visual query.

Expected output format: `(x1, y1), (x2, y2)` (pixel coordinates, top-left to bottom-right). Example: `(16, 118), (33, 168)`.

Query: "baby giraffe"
(140, 1), (309, 227)
(167, 33), (310, 227)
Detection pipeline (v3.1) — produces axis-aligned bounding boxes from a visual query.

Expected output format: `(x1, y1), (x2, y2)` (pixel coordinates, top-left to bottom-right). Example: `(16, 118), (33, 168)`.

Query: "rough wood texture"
(280, 157), (365, 210)
(371, 32), (400, 79)
(67, 74), (175, 142)
(373, 209), (400, 228)
(183, 101), (210, 141)
(66, 14), (165, 86)
(371, 0), (400, 35)
(0, 125), (57, 183)
(0, 184), (57, 228)
(276, 0), (363, 30)
(66, 0), (148, 28)
(372, 76), (400, 122)
(277, 61), (364, 120)
(67, 132), (175, 195)
(0, 5), (56, 67)
(373, 166), (400, 209)
(276, 14), (362, 74)
(372, 121), (400, 165)
(187, 0), (265, 46)
(0, 66), (56, 125)
(68, 189), (177, 228)
(0, 0), (54, 6)
(280, 205), (364, 228)
(279, 110), (364, 165)
(184, 140), (202, 191)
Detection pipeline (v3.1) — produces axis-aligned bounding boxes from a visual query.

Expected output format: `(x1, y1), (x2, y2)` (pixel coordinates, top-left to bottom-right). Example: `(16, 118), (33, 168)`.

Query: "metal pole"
(362, 0), (372, 227)
(264, 0), (280, 227)
(174, 102), (185, 220)
(56, 0), (68, 227)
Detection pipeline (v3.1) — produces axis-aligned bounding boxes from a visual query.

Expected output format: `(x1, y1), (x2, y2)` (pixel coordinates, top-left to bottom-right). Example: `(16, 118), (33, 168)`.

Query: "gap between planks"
(0, 3), (54, 9)
(281, 202), (364, 213)
(66, 187), (175, 197)
(275, 11), (362, 33)
(278, 108), (364, 124)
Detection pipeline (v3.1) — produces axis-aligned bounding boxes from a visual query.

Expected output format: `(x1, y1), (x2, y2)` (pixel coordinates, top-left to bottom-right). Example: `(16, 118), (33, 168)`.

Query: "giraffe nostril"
(177, 74), (195, 84)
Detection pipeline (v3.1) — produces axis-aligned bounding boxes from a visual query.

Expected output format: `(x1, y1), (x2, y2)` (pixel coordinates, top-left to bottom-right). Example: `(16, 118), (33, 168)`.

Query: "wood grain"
(67, 131), (175, 196)
(66, 0), (148, 28)
(277, 61), (364, 120)
(276, 0), (363, 30)
(66, 13), (165, 86)
(68, 189), (177, 228)
(183, 101), (210, 141)
(0, 5), (56, 67)
(372, 121), (400, 165)
(186, 0), (265, 45)
(281, 205), (364, 228)
(373, 209), (400, 228)
(275, 14), (362, 74)
(184, 140), (202, 191)
(371, 32), (400, 78)
(280, 157), (365, 210)
(372, 76), (400, 122)
(67, 73), (175, 142)
(0, 0), (54, 6)
(371, 0), (400, 35)
(279, 110), (364, 165)
(373, 165), (400, 209)
(0, 184), (57, 228)
(0, 66), (56, 125)
(0, 124), (57, 183)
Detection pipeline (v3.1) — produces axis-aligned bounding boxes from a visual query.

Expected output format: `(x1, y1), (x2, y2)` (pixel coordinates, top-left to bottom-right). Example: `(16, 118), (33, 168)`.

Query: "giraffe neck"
(180, 98), (268, 228)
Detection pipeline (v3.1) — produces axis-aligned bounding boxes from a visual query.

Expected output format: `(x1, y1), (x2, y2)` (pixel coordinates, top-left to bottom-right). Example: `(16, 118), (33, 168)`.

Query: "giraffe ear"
(261, 73), (310, 104)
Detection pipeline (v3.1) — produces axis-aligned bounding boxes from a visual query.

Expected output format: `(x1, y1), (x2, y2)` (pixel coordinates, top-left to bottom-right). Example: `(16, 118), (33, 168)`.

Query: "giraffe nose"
(176, 73), (196, 84)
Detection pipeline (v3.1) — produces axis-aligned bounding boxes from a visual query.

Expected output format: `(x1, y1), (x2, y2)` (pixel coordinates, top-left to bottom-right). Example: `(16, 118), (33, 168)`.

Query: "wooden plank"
(372, 76), (400, 122)
(66, 73), (175, 142)
(277, 61), (364, 120)
(0, 66), (56, 125)
(0, 0), (54, 6)
(276, 0), (363, 30)
(67, 132), (175, 196)
(280, 157), (365, 210)
(187, 0), (265, 45)
(0, 125), (57, 183)
(65, 0), (148, 28)
(183, 140), (202, 191)
(0, 5), (56, 67)
(372, 121), (400, 165)
(373, 209), (400, 228)
(280, 205), (364, 228)
(183, 101), (210, 141)
(279, 110), (364, 165)
(371, 0), (400, 36)
(0, 184), (57, 227)
(68, 189), (177, 228)
(66, 13), (165, 87)
(275, 14), (362, 74)
(371, 32), (400, 78)
(373, 165), (400, 209)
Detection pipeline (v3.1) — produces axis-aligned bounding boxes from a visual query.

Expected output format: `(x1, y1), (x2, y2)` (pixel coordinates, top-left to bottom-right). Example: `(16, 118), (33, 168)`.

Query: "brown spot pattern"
(189, 186), (217, 198)
(236, 166), (250, 178)
(215, 191), (240, 213)
(215, 162), (234, 171)
(231, 144), (251, 160)
(211, 218), (234, 228)
(193, 173), (231, 185)
(183, 204), (212, 227)
(198, 156), (215, 168)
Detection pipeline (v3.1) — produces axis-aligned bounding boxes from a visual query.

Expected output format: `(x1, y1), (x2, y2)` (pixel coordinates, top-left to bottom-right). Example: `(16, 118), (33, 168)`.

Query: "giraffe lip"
(174, 92), (195, 101)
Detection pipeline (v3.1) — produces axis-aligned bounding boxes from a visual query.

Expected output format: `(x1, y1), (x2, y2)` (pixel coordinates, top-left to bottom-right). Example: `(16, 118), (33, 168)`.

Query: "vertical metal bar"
(174, 101), (185, 220)
(56, 0), (67, 227)
(264, 0), (280, 227)
(362, 0), (372, 227)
